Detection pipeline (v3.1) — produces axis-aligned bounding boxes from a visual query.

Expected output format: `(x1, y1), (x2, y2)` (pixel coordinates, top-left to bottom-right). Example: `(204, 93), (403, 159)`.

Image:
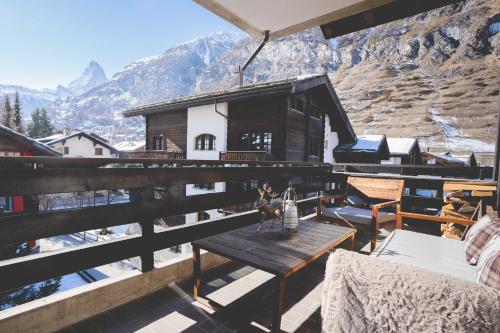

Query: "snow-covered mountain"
(49, 31), (242, 128)
(0, 61), (108, 116)
(67, 61), (108, 95)
(0, 84), (58, 118)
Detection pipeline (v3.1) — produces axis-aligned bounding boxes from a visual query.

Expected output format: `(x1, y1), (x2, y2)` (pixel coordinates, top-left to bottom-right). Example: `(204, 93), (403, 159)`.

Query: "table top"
(193, 219), (355, 278)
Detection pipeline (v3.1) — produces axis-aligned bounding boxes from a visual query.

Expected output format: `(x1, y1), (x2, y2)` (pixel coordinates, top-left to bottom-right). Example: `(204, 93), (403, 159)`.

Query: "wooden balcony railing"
(0, 157), (328, 293)
(0, 157), (495, 299)
(121, 150), (185, 159)
(219, 151), (270, 161)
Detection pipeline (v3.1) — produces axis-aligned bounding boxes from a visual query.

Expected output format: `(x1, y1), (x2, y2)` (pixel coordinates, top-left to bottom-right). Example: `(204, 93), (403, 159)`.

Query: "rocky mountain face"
(67, 61), (108, 95)
(1, 0), (498, 152)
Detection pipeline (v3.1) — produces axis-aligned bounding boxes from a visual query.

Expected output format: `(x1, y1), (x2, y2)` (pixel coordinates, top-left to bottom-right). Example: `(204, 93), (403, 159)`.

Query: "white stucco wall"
(183, 103), (228, 253)
(51, 136), (117, 158)
(186, 102), (228, 160)
(323, 114), (339, 164)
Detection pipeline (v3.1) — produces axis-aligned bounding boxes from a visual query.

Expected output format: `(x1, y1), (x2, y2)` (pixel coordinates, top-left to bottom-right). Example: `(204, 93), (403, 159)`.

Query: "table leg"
(349, 232), (355, 251)
(193, 244), (202, 300)
(272, 275), (286, 333)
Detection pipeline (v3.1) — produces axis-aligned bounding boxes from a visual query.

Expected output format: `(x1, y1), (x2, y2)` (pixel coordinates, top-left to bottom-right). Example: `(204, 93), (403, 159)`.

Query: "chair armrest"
(372, 200), (400, 210)
(397, 212), (474, 227)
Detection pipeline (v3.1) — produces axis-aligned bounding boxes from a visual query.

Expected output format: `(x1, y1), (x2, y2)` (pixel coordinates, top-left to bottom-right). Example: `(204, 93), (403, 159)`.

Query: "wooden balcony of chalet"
(0, 156), (496, 333)
(121, 150), (186, 159)
(219, 151), (270, 162)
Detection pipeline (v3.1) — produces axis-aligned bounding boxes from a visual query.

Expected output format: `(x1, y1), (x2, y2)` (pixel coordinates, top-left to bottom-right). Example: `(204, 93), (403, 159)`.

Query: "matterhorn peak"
(67, 61), (108, 96)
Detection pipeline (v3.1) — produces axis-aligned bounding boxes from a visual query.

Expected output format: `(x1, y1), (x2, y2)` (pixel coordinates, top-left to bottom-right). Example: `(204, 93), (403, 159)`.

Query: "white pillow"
(465, 214), (491, 242)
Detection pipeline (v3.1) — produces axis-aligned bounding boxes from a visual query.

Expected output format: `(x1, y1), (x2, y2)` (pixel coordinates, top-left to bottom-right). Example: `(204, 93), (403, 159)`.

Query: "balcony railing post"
(130, 187), (155, 272)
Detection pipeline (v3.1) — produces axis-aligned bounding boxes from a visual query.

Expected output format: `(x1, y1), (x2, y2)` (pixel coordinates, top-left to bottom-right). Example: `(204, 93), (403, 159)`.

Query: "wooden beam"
(321, 0), (463, 38)
(0, 235), (143, 293)
(0, 166), (330, 196)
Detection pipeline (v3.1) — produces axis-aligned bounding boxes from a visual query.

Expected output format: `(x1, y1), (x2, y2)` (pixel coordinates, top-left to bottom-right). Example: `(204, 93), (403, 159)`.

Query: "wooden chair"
(317, 177), (404, 252)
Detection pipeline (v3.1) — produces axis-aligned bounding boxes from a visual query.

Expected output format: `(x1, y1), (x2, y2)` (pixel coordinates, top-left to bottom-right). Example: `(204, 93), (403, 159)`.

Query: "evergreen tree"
(26, 108), (54, 138)
(39, 109), (54, 137)
(2, 95), (12, 129)
(11, 91), (23, 133)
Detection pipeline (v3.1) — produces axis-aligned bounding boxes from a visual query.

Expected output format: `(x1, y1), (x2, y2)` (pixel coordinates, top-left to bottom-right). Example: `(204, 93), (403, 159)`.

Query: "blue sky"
(0, 0), (243, 90)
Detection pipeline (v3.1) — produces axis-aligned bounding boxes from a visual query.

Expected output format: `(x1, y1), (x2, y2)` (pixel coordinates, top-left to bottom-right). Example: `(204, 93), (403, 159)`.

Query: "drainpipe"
(237, 31), (269, 86)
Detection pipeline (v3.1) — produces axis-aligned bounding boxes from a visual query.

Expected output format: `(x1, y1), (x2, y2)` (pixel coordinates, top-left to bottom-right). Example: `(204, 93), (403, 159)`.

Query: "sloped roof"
(113, 140), (145, 152)
(123, 74), (356, 142)
(124, 74), (326, 117)
(46, 131), (119, 154)
(387, 137), (418, 156)
(0, 124), (61, 156)
(333, 134), (390, 160)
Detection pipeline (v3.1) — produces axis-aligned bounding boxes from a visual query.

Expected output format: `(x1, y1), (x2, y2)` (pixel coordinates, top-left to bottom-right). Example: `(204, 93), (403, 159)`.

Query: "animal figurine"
(256, 184), (283, 232)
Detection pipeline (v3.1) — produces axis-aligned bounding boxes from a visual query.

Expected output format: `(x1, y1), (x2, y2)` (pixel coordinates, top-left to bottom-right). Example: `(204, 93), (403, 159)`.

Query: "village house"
(123, 74), (356, 164)
(422, 151), (477, 166)
(332, 134), (390, 163)
(383, 137), (422, 164)
(38, 130), (119, 158)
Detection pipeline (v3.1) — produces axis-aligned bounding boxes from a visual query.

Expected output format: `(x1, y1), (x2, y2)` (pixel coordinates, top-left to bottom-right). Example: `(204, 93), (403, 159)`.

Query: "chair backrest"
(347, 177), (404, 201)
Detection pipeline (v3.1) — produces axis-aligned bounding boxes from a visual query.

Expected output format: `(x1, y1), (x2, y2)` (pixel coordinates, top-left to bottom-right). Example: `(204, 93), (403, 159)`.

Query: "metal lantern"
(282, 183), (299, 233)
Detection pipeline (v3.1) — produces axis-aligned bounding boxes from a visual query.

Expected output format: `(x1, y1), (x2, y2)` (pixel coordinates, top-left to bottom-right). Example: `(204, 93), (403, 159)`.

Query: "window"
(310, 103), (321, 119)
(95, 147), (103, 156)
(63, 147), (69, 155)
(240, 132), (272, 154)
(152, 136), (164, 151)
(308, 137), (321, 157)
(194, 183), (214, 190)
(197, 211), (210, 222)
(195, 134), (216, 150)
(290, 95), (305, 112)
(242, 180), (259, 191)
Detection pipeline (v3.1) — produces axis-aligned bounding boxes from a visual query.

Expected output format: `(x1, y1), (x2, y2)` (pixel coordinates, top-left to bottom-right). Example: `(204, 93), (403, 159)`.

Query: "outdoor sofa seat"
(371, 229), (476, 282)
(322, 206), (396, 226)
(321, 248), (500, 333)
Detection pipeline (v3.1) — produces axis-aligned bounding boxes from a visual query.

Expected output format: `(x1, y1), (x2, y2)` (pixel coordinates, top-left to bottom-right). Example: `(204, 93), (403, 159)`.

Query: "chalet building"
(123, 74), (356, 164)
(39, 131), (119, 158)
(422, 151), (477, 167)
(333, 135), (390, 163)
(382, 137), (422, 164)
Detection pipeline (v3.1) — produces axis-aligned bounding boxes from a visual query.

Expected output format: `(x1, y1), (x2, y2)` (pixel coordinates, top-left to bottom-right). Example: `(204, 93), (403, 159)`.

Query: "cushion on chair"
(372, 230), (476, 282)
(322, 206), (396, 226)
(477, 236), (500, 290)
(465, 212), (500, 264)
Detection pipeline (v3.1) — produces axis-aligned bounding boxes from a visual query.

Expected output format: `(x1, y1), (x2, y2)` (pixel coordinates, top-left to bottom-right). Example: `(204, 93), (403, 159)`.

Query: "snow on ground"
(426, 107), (495, 152)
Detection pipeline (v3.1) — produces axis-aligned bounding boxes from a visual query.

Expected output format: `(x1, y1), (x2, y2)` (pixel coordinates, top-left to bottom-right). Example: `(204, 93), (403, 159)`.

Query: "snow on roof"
(0, 124), (61, 156)
(114, 140), (145, 152)
(351, 135), (385, 151)
(387, 137), (417, 155)
(36, 133), (65, 143)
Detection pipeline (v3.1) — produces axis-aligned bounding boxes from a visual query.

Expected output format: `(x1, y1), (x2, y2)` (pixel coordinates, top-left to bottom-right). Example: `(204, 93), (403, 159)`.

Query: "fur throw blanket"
(322, 250), (500, 333)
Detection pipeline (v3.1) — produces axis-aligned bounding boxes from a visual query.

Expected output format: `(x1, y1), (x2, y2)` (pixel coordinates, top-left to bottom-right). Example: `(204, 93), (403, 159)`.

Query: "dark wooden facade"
(127, 75), (357, 163)
(145, 110), (187, 152)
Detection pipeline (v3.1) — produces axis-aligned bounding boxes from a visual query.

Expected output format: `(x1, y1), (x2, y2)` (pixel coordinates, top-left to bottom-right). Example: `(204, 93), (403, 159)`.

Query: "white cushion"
(322, 206), (395, 226)
(372, 230), (476, 282)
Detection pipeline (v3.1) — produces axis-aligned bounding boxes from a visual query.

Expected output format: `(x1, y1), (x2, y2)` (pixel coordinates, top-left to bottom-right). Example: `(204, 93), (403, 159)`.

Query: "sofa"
(321, 213), (500, 333)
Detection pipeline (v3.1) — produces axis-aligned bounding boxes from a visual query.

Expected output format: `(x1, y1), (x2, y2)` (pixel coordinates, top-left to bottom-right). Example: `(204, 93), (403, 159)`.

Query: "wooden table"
(192, 219), (356, 332)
